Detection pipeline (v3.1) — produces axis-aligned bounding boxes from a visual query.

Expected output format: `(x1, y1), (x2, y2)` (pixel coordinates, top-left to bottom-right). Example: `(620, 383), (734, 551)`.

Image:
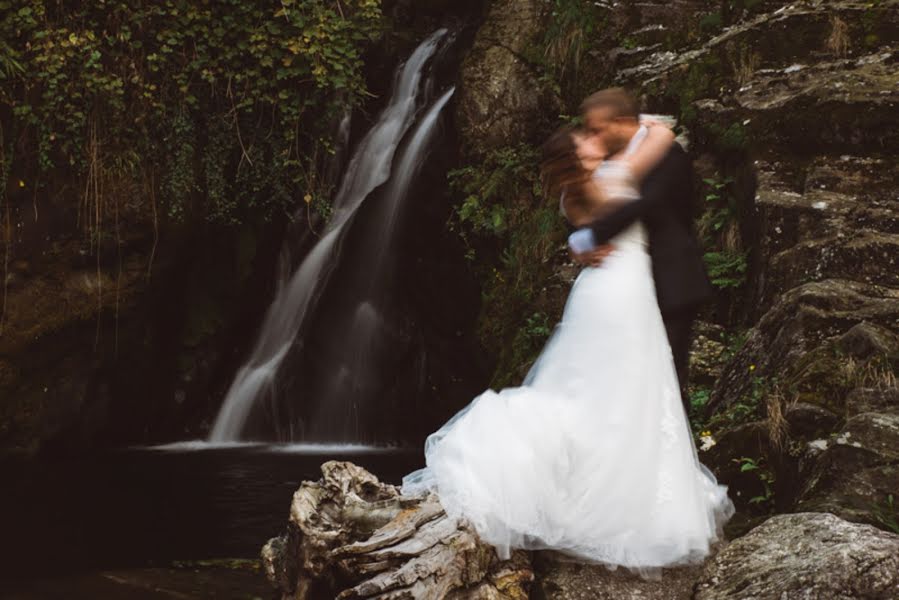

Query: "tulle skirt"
(402, 244), (734, 571)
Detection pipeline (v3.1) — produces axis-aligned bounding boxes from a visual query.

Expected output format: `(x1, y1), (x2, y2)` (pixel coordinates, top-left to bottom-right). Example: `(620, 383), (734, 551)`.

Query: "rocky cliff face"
(453, 0), (558, 158)
(445, 0), (899, 596)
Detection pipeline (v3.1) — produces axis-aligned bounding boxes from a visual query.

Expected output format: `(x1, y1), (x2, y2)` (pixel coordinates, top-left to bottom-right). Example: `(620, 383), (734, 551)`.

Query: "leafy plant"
(708, 370), (772, 431)
(1, 0), (383, 226)
(697, 174), (747, 290)
(734, 456), (775, 506)
(449, 144), (568, 387)
(541, 0), (602, 84)
(704, 250), (748, 289)
(524, 312), (552, 342)
(449, 145), (542, 242)
(688, 387), (712, 434)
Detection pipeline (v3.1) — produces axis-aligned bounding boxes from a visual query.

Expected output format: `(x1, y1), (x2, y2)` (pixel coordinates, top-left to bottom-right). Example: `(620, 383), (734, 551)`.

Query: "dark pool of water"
(0, 444), (423, 582)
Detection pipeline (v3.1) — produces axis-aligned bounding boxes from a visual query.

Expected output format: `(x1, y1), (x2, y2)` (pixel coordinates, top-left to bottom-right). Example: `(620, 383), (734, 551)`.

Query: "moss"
(785, 347), (897, 415)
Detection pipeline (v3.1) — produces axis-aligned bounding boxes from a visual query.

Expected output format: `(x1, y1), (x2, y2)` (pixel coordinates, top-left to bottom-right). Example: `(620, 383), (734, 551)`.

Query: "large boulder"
(694, 512), (899, 599)
(709, 279), (899, 417)
(454, 0), (558, 158)
(796, 412), (899, 526)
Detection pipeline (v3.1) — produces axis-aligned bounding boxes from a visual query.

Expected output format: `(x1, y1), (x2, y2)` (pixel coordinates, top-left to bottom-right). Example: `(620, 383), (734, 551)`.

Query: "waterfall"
(307, 87), (456, 441)
(210, 30), (452, 442)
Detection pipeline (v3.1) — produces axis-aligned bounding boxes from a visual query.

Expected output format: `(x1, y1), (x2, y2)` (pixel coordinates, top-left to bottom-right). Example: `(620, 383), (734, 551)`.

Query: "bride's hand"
(639, 114), (674, 128)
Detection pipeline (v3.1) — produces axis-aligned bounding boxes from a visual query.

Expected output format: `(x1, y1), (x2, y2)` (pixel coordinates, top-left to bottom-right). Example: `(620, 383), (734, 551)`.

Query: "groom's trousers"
(662, 306), (697, 413)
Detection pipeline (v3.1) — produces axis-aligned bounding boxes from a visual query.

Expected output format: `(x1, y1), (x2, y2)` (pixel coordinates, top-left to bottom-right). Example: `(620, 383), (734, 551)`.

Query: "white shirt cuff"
(568, 229), (597, 254)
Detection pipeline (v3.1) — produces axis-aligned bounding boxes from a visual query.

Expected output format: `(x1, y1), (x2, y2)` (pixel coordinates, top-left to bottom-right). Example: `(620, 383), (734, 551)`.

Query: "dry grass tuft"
(827, 16), (850, 58)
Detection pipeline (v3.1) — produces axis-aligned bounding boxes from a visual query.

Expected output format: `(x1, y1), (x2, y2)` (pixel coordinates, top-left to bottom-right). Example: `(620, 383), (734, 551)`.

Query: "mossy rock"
(709, 280), (899, 418)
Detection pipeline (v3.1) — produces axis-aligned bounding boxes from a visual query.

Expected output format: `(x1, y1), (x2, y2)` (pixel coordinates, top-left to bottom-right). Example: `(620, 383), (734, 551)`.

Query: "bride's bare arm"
(625, 123), (675, 182)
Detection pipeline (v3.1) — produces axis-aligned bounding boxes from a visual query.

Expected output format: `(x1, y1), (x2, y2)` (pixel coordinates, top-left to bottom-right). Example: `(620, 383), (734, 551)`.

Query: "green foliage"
(543, 0), (601, 75)
(734, 456), (775, 506)
(449, 145), (567, 387)
(704, 250), (748, 289)
(1, 0), (383, 224)
(529, 0), (605, 100)
(710, 121), (749, 152)
(523, 311), (552, 342)
(708, 369), (771, 430)
(688, 387), (712, 433)
(700, 176), (735, 236)
(698, 175), (747, 290)
(449, 145), (542, 241)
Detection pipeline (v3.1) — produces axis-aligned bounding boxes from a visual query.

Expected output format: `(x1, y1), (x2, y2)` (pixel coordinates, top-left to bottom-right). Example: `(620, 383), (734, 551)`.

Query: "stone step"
(762, 231), (899, 305)
(619, 1), (899, 86)
(709, 279), (899, 415)
(690, 47), (898, 153)
(752, 155), (899, 308)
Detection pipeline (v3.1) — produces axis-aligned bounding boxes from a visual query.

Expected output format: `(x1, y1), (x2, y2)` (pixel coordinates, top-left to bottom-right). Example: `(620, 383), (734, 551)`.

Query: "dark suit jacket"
(589, 143), (713, 314)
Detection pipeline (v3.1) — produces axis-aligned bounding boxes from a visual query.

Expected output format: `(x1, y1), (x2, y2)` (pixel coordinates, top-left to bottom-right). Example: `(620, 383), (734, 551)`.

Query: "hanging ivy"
(0, 0), (383, 224)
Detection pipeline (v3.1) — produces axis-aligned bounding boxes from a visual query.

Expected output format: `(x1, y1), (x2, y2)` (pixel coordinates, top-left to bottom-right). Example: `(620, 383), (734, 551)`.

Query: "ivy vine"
(1, 0), (383, 225)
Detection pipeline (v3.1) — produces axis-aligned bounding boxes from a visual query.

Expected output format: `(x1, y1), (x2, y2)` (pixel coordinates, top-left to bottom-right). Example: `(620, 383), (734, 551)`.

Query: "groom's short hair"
(580, 88), (639, 119)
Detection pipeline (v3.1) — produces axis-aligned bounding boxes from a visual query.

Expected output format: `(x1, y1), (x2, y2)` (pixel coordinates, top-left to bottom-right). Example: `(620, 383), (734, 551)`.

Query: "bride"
(402, 118), (733, 574)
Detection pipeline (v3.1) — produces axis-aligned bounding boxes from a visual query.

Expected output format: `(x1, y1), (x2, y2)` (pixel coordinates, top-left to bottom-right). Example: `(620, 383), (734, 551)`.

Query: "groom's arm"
(584, 145), (689, 246)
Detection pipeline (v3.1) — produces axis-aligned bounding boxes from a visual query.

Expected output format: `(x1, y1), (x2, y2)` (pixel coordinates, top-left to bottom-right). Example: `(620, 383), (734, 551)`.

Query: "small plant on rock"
(872, 494), (899, 534)
(734, 456), (775, 507)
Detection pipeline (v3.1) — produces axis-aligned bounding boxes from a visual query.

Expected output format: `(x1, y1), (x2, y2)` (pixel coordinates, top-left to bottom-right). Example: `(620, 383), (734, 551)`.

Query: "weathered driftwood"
(262, 461), (533, 600)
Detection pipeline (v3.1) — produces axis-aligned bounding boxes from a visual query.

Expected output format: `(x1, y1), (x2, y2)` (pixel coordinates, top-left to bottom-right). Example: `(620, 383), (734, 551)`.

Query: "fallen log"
(262, 461), (533, 599)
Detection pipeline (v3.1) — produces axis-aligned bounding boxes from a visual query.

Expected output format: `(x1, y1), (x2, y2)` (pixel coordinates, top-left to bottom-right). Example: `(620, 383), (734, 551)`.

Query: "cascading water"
(307, 87), (456, 441)
(210, 30), (454, 443)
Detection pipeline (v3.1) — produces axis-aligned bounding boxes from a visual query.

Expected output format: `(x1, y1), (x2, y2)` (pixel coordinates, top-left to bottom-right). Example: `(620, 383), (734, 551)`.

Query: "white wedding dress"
(402, 162), (734, 572)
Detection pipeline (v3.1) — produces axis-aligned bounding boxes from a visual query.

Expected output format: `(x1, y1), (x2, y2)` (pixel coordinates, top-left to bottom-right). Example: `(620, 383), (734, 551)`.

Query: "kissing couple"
(404, 87), (734, 576)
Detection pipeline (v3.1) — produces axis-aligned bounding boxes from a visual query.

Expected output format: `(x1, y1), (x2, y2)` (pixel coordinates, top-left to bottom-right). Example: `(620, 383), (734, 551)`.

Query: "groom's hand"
(570, 244), (615, 267)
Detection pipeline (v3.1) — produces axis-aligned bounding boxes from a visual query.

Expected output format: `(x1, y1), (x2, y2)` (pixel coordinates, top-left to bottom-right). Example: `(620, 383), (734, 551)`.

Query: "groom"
(569, 88), (712, 411)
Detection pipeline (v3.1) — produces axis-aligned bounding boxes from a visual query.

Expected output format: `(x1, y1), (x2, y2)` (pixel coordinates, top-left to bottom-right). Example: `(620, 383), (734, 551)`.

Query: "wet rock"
(695, 513), (899, 599)
(731, 49), (899, 150)
(838, 321), (899, 361)
(769, 232), (898, 294)
(620, 1), (899, 88)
